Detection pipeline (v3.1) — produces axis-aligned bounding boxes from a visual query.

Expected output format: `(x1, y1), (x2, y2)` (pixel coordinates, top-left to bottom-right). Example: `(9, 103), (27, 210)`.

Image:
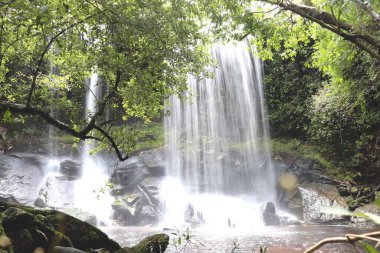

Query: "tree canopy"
(0, 0), (210, 160)
(1, 0), (379, 167)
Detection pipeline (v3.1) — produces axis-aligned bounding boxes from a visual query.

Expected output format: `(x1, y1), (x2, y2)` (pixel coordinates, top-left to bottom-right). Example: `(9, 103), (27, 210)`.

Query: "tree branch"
(93, 124), (128, 161)
(352, 0), (380, 24)
(26, 10), (107, 107)
(304, 231), (380, 253)
(260, 0), (380, 61)
(0, 102), (128, 161)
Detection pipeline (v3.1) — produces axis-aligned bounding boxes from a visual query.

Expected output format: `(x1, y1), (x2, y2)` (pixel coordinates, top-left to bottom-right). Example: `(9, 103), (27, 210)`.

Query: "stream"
(101, 225), (374, 253)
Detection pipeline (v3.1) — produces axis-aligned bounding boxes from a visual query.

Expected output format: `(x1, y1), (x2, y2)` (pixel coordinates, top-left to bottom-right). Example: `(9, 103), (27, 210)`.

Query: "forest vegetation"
(0, 0), (379, 180)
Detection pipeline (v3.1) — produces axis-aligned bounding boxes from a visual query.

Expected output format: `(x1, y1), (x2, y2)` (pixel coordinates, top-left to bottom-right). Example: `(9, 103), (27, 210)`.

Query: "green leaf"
(364, 213), (380, 225)
(2, 110), (14, 123)
(359, 242), (379, 253)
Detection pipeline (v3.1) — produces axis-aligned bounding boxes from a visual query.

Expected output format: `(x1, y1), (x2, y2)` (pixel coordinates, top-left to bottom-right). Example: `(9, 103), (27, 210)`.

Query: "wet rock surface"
(38, 175), (76, 207)
(298, 183), (349, 224)
(260, 202), (281, 226)
(273, 155), (377, 226)
(110, 149), (165, 226)
(59, 160), (82, 180)
(0, 154), (44, 204)
(349, 203), (380, 228)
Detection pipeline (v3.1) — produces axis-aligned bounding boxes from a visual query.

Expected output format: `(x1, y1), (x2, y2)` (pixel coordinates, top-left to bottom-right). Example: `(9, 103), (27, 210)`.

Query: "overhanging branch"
(259, 0), (380, 61)
(0, 102), (128, 161)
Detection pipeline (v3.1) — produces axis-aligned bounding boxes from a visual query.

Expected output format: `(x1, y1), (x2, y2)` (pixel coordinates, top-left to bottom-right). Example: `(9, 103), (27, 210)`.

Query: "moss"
(271, 138), (341, 175)
(0, 202), (120, 251)
(115, 234), (169, 253)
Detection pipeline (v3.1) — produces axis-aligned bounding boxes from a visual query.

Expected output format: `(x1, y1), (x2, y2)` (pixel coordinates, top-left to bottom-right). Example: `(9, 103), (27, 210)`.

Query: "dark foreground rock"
(0, 201), (170, 253)
(0, 201), (120, 253)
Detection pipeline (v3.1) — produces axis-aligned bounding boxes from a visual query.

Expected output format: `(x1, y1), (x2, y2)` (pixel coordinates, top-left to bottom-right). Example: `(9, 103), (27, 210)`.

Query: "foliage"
(0, 0), (211, 160)
(170, 227), (204, 253)
(264, 43), (324, 138)
(271, 138), (335, 171)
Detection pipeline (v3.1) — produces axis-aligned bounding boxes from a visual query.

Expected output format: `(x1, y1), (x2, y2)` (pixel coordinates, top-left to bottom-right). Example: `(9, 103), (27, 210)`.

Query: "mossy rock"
(0, 202), (120, 252)
(1, 207), (72, 252)
(115, 234), (169, 253)
(43, 212), (120, 251)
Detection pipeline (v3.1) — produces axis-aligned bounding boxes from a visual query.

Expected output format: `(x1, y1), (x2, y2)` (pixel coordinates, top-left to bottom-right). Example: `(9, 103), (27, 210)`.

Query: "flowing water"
(161, 41), (276, 229)
(102, 225), (373, 253)
(74, 72), (114, 224)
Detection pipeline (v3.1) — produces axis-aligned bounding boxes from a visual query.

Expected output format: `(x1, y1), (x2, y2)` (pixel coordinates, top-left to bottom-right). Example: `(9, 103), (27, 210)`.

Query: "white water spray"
(74, 72), (114, 225)
(161, 41), (275, 229)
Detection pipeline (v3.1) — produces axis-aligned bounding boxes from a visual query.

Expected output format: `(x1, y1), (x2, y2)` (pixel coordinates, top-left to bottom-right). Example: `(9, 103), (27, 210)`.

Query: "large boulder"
(0, 202), (120, 252)
(38, 175), (76, 207)
(43, 211), (120, 251)
(349, 203), (380, 228)
(298, 183), (350, 224)
(110, 157), (145, 194)
(0, 154), (44, 203)
(115, 234), (169, 253)
(139, 149), (165, 177)
(112, 191), (160, 226)
(1, 207), (73, 253)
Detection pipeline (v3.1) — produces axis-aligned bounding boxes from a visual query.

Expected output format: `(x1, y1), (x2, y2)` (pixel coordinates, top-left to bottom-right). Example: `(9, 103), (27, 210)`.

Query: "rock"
(140, 149), (165, 177)
(53, 246), (86, 253)
(135, 205), (160, 226)
(349, 203), (380, 228)
(110, 160), (145, 191)
(59, 160), (82, 180)
(184, 204), (194, 223)
(115, 234), (169, 253)
(0, 194), (20, 204)
(9, 228), (34, 253)
(34, 197), (46, 208)
(43, 211), (120, 252)
(260, 202), (281, 226)
(0, 202), (120, 252)
(112, 204), (134, 225)
(38, 175), (76, 207)
(295, 158), (314, 170)
(0, 154), (44, 203)
(2, 207), (39, 233)
(298, 183), (350, 224)
(56, 208), (98, 227)
(1, 207), (73, 251)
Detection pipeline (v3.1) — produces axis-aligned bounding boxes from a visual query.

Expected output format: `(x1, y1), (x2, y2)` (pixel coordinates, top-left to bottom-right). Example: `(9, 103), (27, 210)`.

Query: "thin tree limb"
(26, 10), (107, 107)
(352, 0), (380, 24)
(304, 231), (380, 253)
(258, 0), (380, 61)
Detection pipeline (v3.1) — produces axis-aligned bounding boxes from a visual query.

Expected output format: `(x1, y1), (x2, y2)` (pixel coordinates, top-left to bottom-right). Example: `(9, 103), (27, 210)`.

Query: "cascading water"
(161, 41), (276, 229)
(74, 72), (114, 225)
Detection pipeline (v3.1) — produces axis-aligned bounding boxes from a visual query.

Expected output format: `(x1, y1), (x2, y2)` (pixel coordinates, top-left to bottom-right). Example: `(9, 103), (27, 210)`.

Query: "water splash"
(74, 72), (114, 225)
(161, 41), (275, 229)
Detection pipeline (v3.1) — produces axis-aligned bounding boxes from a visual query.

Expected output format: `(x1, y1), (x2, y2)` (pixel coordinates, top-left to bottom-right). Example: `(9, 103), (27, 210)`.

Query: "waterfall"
(161, 41), (275, 229)
(74, 72), (114, 225)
